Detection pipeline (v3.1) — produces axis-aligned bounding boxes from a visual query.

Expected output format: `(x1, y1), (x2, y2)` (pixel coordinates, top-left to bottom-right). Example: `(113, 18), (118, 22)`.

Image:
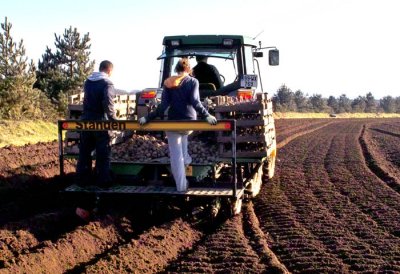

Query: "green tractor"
(60, 34), (279, 218)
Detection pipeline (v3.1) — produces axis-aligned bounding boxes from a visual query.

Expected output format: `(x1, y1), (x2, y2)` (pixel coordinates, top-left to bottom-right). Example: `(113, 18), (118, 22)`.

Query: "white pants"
(166, 131), (192, 191)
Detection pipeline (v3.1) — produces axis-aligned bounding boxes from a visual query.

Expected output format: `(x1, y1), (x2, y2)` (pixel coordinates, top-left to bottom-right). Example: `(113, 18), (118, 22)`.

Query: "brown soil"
(275, 118), (334, 144)
(1, 119), (400, 273)
(361, 120), (400, 192)
(254, 119), (400, 273)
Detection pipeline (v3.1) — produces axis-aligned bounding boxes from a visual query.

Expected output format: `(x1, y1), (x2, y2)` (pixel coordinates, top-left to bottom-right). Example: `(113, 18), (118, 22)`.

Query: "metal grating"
(64, 184), (243, 197)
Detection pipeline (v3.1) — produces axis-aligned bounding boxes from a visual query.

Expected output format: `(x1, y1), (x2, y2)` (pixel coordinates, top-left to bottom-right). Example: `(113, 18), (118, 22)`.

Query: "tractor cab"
(136, 35), (279, 117)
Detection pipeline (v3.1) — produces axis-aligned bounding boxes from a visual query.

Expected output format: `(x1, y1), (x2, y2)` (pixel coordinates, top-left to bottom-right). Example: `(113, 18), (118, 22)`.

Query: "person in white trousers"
(166, 131), (192, 191)
(139, 57), (217, 192)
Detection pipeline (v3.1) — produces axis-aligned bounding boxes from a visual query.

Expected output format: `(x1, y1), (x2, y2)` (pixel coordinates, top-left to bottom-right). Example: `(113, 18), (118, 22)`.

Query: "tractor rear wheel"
(264, 145), (277, 180)
(229, 197), (243, 216)
(247, 164), (263, 198)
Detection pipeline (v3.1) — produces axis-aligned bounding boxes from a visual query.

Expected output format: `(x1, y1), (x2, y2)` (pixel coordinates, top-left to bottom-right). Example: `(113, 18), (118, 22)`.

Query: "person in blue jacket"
(139, 57), (217, 192)
(76, 60), (117, 188)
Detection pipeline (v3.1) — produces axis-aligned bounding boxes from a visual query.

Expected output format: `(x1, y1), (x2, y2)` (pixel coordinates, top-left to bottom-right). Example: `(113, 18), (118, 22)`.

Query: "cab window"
(243, 46), (255, 74)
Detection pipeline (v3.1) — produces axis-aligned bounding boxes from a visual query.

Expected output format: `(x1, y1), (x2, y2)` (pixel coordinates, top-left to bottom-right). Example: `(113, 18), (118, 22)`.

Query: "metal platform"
(64, 184), (243, 197)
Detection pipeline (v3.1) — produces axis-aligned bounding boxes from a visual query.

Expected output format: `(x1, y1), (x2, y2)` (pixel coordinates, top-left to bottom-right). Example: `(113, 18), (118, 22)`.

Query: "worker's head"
(196, 55), (208, 63)
(174, 57), (191, 74)
(99, 60), (113, 76)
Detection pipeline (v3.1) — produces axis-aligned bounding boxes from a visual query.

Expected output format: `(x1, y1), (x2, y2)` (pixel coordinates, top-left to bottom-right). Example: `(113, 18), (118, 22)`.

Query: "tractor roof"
(163, 35), (257, 47)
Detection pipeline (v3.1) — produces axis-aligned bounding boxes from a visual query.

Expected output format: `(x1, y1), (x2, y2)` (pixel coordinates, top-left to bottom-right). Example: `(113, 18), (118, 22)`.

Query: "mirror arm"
(256, 46), (278, 51)
(254, 58), (263, 92)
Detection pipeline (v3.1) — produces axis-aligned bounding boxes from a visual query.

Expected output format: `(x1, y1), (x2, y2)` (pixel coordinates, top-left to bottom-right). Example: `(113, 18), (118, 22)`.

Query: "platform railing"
(58, 119), (238, 197)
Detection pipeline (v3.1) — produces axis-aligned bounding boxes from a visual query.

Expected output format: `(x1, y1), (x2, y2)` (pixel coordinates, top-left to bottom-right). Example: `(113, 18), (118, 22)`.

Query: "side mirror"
(269, 49), (279, 66)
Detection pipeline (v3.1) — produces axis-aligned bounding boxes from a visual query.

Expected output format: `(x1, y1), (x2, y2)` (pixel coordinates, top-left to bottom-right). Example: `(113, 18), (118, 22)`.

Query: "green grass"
(0, 120), (59, 147)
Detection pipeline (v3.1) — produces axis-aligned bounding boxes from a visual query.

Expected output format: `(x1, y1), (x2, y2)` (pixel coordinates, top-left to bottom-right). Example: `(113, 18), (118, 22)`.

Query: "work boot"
(75, 172), (94, 188)
(95, 170), (115, 189)
(76, 207), (91, 222)
(97, 180), (113, 189)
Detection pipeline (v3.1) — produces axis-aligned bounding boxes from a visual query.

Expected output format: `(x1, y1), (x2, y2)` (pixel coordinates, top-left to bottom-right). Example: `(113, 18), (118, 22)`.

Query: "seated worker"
(192, 55), (223, 90)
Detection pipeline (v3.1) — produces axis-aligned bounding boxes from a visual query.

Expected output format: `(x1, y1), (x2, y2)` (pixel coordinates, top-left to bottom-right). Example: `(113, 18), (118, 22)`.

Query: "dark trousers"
(76, 131), (112, 186)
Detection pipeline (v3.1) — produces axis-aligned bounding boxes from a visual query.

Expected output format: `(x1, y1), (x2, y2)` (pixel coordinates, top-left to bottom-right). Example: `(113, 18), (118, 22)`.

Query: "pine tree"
(272, 84), (296, 112)
(351, 96), (366, 113)
(380, 96), (396, 113)
(338, 94), (352, 113)
(35, 26), (95, 100)
(0, 17), (55, 120)
(0, 18), (30, 77)
(327, 96), (339, 113)
(294, 90), (309, 112)
(309, 94), (327, 113)
(365, 92), (377, 113)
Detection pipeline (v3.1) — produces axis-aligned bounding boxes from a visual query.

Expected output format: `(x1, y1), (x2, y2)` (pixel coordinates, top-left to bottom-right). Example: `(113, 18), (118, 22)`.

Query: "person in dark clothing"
(75, 60), (116, 221)
(139, 58), (217, 192)
(192, 55), (223, 90)
(76, 60), (117, 188)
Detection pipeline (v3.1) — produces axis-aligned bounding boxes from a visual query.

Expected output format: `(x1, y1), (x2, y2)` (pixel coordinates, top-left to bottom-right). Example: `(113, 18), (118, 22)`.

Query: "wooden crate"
(212, 93), (275, 159)
(127, 95), (136, 117)
(68, 92), (84, 104)
(64, 92), (135, 155)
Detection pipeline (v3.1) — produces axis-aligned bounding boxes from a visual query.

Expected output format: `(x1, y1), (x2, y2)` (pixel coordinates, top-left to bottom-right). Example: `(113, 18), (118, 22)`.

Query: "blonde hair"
(174, 57), (190, 73)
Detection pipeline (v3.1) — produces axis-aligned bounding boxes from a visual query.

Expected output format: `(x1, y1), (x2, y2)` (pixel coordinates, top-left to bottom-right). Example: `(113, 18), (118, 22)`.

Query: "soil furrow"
(241, 202), (289, 273)
(0, 142), (59, 172)
(83, 218), (202, 273)
(278, 127), (381, 271)
(276, 121), (334, 149)
(370, 127), (400, 138)
(276, 119), (332, 144)
(0, 209), (81, 264)
(254, 178), (348, 273)
(361, 123), (400, 192)
(0, 218), (124, 273)
(254, 121), (400, 273)
(162, 215), (269, 273)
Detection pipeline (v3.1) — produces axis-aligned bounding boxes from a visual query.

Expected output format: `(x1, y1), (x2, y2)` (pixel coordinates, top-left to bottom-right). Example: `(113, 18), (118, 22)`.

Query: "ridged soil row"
(275, 119), (333, 144)
(276, 121), (334, 149)
(254, 121), (400, 273)
(255, 128), (350, 273)
(83, 218), (202, 273)
(162, 215), (272, 273)
(0, 217), (126, 273)
(0, 174), (75, 227)
(0, 142), (75, 227)
(367, 119), (400, 136)
(329, 122), (400, 235)
(306, 121), (400, 271)
(0, 209), (80, 264)
(0, 142), (59, 172)
(241, 202), (290, 274)
(360, 122), (400, 192)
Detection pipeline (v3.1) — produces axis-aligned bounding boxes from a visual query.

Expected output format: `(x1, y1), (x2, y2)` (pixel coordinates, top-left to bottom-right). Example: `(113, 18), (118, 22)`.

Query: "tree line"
(0, 17), (399, 120)
(0, 17), (94, 120)
(273, 84), (400, 114)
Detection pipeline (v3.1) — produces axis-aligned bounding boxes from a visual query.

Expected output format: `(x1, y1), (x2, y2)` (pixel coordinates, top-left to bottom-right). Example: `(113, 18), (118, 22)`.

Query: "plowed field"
(1, 118), (400, 273)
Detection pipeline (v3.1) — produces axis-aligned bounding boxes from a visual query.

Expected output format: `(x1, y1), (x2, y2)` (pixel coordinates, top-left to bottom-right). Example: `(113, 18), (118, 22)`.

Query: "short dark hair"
(196, 55), (207, 62)
(99, 60), (113, 72)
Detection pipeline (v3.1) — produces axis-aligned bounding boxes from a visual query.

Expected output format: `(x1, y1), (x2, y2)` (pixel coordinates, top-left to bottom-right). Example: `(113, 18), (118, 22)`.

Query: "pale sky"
(2, 0), (399, 99)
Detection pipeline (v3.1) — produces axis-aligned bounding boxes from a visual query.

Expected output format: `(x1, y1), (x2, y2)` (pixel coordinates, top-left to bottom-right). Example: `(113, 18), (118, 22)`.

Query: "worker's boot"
(75, 207), (91, 222)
